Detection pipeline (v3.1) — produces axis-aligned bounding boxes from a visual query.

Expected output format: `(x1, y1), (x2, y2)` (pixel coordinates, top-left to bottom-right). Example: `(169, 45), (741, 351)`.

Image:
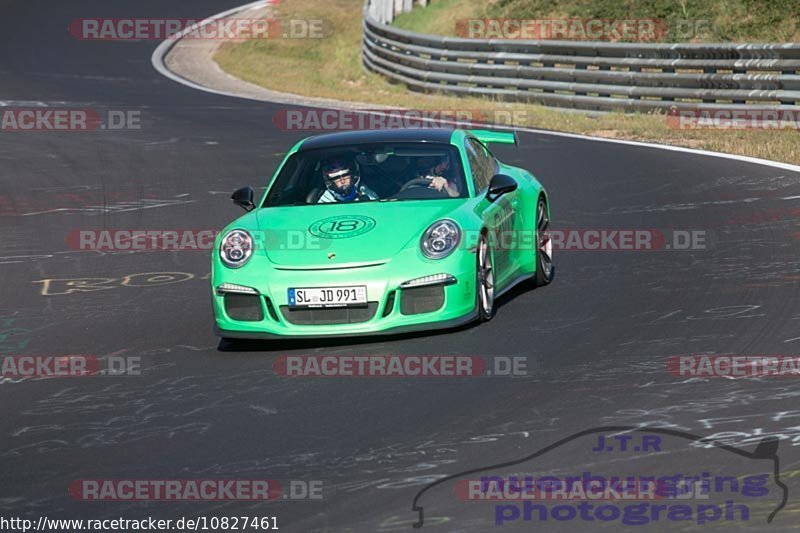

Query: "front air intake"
(280, 303), (379, 325)
(224, 293), (264, 322)
(400, 286), (445, 315)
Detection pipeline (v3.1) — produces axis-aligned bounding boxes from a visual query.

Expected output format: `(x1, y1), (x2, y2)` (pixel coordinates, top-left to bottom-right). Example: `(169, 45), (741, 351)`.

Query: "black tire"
(533, 197), (554, 287)
(476, 233), (495, 321)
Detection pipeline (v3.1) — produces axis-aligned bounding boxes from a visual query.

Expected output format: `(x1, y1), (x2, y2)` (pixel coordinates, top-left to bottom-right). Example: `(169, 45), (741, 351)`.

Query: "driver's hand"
(427, 175), (447, 191)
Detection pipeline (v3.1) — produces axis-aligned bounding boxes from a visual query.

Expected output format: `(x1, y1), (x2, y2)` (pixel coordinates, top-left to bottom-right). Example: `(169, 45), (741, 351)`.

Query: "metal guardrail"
(362, 1), (800, 112)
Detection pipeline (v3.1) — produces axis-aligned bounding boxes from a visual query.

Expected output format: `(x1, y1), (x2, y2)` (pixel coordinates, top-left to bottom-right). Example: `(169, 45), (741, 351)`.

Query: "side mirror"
(231, 186), (255, 211)
(485, 174), (517, 203)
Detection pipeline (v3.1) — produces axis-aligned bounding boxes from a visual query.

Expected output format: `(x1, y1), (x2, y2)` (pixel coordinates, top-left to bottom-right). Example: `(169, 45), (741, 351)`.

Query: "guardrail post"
(384, 0), (394, 24)
(370, 0), (377, 22)
(369, 0), (388, 24)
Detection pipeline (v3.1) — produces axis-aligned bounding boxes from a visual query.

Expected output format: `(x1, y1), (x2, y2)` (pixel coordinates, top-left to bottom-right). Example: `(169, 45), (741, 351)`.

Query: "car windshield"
(262, 142), (468, 206)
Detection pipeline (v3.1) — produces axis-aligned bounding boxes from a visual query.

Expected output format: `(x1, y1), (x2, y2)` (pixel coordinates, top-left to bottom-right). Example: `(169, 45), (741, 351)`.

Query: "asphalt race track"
(2, 1), (800, 531)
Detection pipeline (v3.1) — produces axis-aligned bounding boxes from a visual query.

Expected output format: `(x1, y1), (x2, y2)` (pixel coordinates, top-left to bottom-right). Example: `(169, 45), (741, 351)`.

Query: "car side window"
(466, 138), (497, 192)
(264, 154), (301, 206)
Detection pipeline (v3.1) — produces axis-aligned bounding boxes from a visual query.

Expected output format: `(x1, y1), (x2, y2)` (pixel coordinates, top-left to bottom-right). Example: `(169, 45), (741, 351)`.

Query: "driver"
(318, 155), (379, 203)
(416, 154), (461, 197)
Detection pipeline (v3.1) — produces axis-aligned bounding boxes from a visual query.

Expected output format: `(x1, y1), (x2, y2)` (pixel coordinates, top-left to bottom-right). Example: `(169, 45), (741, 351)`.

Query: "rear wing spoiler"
(468, 129), (518, 146)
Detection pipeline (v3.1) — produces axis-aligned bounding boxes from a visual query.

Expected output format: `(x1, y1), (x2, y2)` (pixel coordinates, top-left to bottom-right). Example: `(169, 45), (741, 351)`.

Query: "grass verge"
(215, 0), (800, 166)
(393, 0), (800, 42)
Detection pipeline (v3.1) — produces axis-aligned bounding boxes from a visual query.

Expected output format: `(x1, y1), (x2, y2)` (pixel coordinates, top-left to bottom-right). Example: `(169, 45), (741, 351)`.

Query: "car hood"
(255, 200), (465, 268)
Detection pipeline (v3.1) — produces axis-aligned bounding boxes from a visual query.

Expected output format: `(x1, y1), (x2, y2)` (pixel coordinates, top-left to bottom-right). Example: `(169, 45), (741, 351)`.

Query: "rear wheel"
(533, 198), (554, 287)
(477, 233), (495, 321)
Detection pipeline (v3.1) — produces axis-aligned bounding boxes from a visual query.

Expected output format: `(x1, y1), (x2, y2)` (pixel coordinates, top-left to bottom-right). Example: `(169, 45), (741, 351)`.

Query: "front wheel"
(533, 198), (554, 287)
(477, 233), (495, 321)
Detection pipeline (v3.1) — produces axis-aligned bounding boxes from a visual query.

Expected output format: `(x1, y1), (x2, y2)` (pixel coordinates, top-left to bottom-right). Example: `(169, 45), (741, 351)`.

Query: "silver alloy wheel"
(478, 235), (494, 317)
(537, 200), (553, 281)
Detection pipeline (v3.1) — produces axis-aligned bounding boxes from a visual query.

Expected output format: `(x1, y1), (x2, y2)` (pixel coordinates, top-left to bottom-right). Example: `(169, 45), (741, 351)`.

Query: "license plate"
(288, 286), (367, 308)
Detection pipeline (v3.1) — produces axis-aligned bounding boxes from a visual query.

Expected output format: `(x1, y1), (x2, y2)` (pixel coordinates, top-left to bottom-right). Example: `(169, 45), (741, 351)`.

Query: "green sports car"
(212, 127), (553, 340)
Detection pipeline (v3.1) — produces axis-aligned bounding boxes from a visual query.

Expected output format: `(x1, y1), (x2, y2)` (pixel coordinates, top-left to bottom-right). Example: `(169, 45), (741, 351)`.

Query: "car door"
(464, 137), (520, 289)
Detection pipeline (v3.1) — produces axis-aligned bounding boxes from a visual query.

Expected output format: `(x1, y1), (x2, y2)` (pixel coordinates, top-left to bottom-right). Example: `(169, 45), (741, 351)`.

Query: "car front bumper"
(211, 248), (478, 339)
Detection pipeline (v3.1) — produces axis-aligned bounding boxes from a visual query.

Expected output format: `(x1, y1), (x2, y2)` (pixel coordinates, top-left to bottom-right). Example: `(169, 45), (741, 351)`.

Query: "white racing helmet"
(322, 156), (360, 201)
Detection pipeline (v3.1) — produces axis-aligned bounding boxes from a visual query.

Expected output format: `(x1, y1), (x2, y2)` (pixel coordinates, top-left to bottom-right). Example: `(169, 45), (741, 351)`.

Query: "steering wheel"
(399, 177), (434, 192)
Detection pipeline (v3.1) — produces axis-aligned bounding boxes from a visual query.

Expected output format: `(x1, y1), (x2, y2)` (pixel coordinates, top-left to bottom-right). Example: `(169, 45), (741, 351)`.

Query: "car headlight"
(421, 219), (461, 259)
(219, 229), (253, 268)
